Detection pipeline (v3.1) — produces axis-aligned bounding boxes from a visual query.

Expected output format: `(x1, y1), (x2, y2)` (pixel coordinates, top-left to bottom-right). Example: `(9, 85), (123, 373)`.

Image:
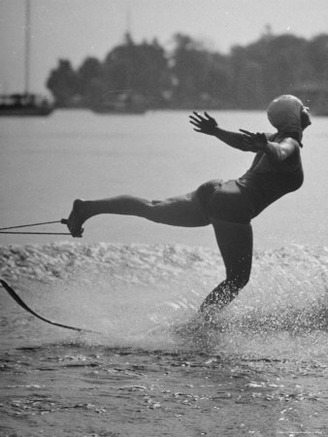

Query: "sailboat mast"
(24, 0), (31, 94)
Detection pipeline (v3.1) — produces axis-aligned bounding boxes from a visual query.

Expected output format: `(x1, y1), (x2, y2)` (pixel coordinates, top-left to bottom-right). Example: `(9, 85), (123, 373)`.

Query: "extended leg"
(200, 219), (253, 312)
(67, 192), (210, 236)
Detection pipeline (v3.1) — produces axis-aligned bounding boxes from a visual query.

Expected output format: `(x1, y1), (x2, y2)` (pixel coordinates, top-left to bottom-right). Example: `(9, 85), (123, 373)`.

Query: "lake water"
(0, 110), (328, 436)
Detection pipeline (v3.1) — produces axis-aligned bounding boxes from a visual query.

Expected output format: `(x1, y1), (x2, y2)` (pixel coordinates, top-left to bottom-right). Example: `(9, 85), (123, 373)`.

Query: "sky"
(0, 0), (328, 94)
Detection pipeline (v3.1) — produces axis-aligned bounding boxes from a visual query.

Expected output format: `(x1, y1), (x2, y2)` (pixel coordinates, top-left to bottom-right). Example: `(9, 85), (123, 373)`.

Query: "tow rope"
(0, 219), (70, 235)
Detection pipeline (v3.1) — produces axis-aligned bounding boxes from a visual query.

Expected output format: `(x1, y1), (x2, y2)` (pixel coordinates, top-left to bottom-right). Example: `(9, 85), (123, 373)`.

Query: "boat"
(0, 0), (54, 117)
(0, 93), (54, 117)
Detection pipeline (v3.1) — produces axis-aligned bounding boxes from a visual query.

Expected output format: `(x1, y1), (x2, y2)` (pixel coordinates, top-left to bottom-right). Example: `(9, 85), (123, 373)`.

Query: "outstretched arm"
(189, 112), (299, 160)
(240, 129), (299, 161)
(189, 111), (258, 152)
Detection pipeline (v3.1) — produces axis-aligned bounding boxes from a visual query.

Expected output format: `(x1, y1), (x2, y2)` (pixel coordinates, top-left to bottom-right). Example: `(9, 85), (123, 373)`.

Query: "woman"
(67, 95), (311, 314)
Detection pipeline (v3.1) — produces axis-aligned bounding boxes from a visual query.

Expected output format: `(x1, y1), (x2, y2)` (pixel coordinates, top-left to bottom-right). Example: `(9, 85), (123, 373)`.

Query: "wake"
(1, 242), (328, 359)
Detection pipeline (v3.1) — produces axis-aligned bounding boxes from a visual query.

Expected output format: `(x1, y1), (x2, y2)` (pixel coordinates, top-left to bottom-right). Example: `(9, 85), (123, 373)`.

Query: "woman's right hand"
(189, 111), (218, 136)
(239, 129), (268, 152)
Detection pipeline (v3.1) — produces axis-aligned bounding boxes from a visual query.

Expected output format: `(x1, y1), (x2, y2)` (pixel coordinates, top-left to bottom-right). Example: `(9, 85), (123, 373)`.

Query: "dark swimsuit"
(196, 134), (304, 224)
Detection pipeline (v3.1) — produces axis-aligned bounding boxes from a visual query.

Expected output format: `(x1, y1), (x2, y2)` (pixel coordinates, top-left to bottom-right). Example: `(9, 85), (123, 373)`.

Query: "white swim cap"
(267, 95), (304, 138)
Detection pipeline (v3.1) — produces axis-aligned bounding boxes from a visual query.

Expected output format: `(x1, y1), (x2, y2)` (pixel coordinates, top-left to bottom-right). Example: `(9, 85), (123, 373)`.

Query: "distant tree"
(45, 31), (328, 110)
(199, 52), (234, 108)
(136, 38), (172, 107)
(230, 34), (308, 107)
(262, 34), (307, 99)
(46, 60), (78, 107)
(305, 34), (328, 82)
(101, 34), (170, 106)
(230, 45), (266, 108)
(77, 57), (102, 105)
(170, 33), (213, 107)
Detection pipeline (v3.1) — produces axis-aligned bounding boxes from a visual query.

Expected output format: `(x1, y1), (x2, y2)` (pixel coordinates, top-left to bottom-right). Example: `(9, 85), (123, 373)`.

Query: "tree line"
(46, 30), (328, 110)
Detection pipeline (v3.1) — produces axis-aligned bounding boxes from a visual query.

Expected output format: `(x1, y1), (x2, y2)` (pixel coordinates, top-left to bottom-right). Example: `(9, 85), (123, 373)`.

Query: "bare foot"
(67, 199), (87, 237)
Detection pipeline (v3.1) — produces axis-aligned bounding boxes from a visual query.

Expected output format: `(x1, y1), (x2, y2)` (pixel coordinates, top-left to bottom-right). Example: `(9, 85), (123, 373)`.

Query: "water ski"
(0, 279), (98, 334)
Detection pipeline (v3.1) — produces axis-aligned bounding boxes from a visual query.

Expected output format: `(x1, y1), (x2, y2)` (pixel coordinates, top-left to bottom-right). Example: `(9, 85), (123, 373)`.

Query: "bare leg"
(200, 219), (253, 313)
(67, 192), (210, 237)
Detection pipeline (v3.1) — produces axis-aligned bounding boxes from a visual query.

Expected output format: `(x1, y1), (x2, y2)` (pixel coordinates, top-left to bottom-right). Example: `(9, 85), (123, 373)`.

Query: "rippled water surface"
(1, 242), (328, 436)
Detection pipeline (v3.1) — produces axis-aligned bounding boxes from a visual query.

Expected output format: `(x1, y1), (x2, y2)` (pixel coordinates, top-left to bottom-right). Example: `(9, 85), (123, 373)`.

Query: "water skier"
(66, 95), (311, 315)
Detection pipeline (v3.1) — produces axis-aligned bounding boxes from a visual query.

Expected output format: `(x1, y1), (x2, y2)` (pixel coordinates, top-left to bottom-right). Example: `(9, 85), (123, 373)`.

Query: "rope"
(0, 220), (63, 231)
(0, 231), (70, 235)
(0, 219), (71, 235)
